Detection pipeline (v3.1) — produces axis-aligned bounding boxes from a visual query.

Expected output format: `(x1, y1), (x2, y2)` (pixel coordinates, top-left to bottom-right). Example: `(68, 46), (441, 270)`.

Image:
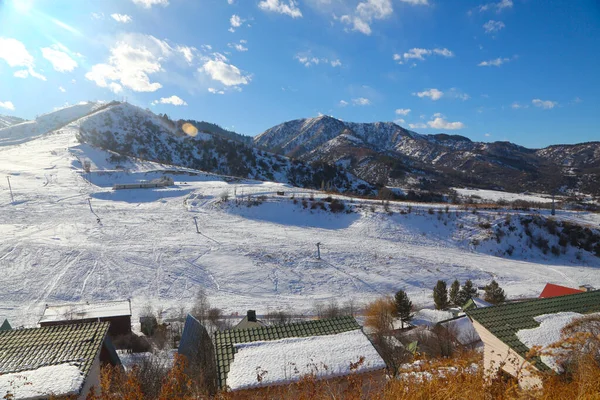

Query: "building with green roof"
(467, 290), (600, 387)
(214, 315), (386, 392)
(0, 322), (121, 399)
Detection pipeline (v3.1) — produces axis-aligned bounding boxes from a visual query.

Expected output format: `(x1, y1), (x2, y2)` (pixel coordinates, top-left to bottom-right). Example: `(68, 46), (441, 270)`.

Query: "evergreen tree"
(456, 279), (478, 307)
(433, 280), (449, 310)
(449, 279), (460, 306)
(483, 280), (506, 305)
(394, 289), (413, 328)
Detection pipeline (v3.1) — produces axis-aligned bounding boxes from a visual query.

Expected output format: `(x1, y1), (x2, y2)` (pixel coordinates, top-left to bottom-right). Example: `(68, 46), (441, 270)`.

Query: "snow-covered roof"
(39, 300), (131, 323)
(439, 316), (481, 345)
(412, 309), (454, 327)
(226, 329), (386, 390)
(516, 312), (598, 372)
(0, 363), (84, 400)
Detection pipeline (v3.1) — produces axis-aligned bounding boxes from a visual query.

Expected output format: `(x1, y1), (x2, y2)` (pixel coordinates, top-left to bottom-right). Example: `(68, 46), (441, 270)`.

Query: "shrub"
(329, 199), (345, 213)
(551, 245), (561, 256)
(428, 208), (435, 215)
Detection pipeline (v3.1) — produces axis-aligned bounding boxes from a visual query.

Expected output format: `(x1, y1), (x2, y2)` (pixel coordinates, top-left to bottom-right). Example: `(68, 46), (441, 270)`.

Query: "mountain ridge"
(255, 116), (600, 196)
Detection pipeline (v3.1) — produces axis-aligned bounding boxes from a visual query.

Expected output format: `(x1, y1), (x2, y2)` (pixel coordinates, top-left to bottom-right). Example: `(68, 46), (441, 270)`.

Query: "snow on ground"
(0, 363), (84, 399)
(227, 329), (385, 390)
(516, 312), (597, 372)
(0, 127), (599, 328)
(453, 188), (553, 204)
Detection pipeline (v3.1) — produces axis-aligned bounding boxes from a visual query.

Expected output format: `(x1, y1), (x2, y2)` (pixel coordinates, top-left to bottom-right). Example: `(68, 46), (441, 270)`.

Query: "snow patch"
(0, 363), (84, 399)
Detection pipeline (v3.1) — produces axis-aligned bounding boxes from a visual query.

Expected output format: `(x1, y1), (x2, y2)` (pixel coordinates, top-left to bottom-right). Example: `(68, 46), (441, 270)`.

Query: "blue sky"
(0, 0), (598, 148)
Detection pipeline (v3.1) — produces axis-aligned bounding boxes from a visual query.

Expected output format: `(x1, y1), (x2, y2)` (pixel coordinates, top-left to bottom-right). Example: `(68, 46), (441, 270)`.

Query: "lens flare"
(182, 123), (198, 137)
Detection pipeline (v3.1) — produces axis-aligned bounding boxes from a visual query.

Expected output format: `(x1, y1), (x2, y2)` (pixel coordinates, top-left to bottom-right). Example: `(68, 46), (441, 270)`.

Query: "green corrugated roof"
(467, 290), (600, 371)
(214, 315), (361, 389)
(0, 322), (110, 381)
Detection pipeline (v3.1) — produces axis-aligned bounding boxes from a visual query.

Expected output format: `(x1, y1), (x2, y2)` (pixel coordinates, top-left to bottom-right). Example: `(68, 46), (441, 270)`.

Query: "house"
(437, 315), (482, 348)
(462, 297), (493, 311)
(467, 290), (600, 388)
(39, 299), (132, 337)
(214, 315), (386, 393)
(178, 314), (217, 394)
(0, 322), (121, 399)
(233, 310), (266, 330)
(539, 283), (583, 298)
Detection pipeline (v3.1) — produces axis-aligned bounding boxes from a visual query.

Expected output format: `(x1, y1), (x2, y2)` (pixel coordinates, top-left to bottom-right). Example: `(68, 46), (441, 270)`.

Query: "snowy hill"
(76, 102), (373, 194)
(0, 102), (104, 147)
(256, 116), (600, 196)
(0, 115), (25, 129)
(0, 124), (599, 329)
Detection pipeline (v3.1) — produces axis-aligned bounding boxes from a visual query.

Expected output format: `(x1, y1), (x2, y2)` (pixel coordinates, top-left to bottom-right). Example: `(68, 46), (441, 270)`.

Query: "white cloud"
(258, 0), (303, 18)
(483, 20), (505, 33)
(408, 122), (427, 129)
(177, 45), (196, 64)
(229, 14), (245, 32)
(484, 133), (491, 137)
(399, 0), (428, 4)
(0, 37), (46, 80)
(447, 88), (470, 101)
(511, 102), (527, 109)
(394, 118), (405, 124)
(59, 86), (66, 92)
(41, 44), (78, 72)
(91, 12), (105, 20)
(0, 101), (15, 111)
(111, 13), (132, 23)
(132, 0), (169, 8)
(478, 57), (510, 67)
(294, 53), (341, 67)
(228, 0), (235, 4)
(13, 70), (29, 78)
(394, 47), (454, 64)
(532, 99), (558, 109)
(228, 41), (248, 52)
(352, 97), (371, 106)
(395, 108), (411, 116)
(86, 35), (173, 93)
(339, 100), (349, 107)
(201, 55), (251, 87)
(478, 0), (512, 13)
(340, 0), (393, 35)
(427, 117), (465, 130)
(414, 88), (443, 100)
(151, 95), (187, 106)
(208, 88), (225, 95)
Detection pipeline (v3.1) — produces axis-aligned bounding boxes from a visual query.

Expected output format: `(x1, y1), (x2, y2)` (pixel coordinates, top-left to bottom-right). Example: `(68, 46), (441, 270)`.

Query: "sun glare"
(12, 0), (34, 13)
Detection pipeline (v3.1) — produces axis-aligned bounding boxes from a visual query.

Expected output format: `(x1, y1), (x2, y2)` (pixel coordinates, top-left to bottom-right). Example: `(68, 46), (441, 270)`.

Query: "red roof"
(539, 283), (584, 298)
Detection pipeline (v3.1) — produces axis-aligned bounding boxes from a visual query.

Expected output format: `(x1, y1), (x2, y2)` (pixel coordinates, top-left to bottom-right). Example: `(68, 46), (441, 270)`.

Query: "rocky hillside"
(75, 103), (373, 194)
(255, 116), (600, 196)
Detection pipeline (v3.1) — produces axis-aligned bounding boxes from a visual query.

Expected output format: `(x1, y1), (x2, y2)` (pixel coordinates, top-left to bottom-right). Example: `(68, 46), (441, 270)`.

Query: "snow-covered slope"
(0, 126), (599, 329)
(76, 103), (373, 194)
(0, 102), (103, 147)
(0, 115), (25, 129)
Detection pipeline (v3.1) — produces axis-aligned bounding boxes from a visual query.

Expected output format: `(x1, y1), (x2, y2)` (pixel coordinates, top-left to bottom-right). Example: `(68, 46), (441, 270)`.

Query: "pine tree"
(449, 279), (460, 306)
(394, 289), (413, 328)
(456, 279), (478, 307)
(433, 280), (449, 310)
(484, 280), (506, 304)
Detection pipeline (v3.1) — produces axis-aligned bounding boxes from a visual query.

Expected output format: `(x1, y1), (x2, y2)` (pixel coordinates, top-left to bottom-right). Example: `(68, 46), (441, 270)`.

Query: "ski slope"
(0, 127), (599, 328)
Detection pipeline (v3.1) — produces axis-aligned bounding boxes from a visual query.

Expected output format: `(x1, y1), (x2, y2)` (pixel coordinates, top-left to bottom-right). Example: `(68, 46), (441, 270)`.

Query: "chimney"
(247, 310), (257, 322)
(579, 284), (595, 292)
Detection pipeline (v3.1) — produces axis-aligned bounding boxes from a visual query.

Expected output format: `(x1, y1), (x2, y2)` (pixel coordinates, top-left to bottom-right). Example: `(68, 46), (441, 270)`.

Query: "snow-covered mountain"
(0, 102), (104, 147)
(0, 115), (25, 129)
(75, 102), (373, 194)
(255, 116), (600, 195)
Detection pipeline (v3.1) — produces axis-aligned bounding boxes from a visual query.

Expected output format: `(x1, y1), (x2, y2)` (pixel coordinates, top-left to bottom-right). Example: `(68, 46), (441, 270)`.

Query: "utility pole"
(316, 242), (321, 260)
(193, 216), (200, 234)
(6, 176), (14, 203)
(551, 192), (556, 216)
